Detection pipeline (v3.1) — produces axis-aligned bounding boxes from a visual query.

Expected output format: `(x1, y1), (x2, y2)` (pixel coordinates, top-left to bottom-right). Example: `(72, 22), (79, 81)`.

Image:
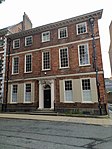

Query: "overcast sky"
(0, 0), (111, 78)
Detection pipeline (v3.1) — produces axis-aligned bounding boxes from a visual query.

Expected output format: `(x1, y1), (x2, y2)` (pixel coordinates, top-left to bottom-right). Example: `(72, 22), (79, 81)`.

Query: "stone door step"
(30, 109), (58, 116)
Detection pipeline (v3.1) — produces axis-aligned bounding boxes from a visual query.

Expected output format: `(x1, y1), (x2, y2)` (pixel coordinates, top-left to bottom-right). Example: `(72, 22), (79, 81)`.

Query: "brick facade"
(4, 9), (108, 115)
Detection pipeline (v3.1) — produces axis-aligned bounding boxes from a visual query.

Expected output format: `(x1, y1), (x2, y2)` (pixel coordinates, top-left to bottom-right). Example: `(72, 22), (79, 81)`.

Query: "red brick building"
(4, 9), (107, 115)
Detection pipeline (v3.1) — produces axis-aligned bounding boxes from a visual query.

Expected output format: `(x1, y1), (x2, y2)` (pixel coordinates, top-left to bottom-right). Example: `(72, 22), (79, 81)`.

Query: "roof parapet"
(7, 9), (103, 39)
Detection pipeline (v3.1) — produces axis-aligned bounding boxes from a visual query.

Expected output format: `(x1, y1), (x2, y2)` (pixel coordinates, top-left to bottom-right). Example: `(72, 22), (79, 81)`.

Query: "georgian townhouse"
(4, 9), (107, 115)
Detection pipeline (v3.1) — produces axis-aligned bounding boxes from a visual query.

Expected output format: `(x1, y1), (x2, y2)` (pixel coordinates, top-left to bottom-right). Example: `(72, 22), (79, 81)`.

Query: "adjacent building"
(108, 21), (112, 103)
(4, 9), (107, 115)
(0, 12), (32, 105)
(109, 21), (112, 78)
(105, 78), (112, 103)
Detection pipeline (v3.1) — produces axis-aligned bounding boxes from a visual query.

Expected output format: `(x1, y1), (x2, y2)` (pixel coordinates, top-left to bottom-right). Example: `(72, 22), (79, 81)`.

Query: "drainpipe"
(89, 17), (102, 115)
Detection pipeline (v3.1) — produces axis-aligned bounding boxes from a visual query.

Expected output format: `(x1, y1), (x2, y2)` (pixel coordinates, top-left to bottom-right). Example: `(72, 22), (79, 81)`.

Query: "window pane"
(13, 39), (20, 49)
(25, 36), (32, 46)
(42, 31), (50, 42)
(77, 22), (86, 34)
(12, 85), (18, 102)
(83, 90), (91, 102)
(60, 48), (68, 68)
(25, 84), (31, 102)
(79, 44), (89, 65)
(43, 51), (50, 70)
(26, 55), (32, 72)
(65, 80), (72, 90)
(59, 27), (67, 38)
(82, 79), (91, 90)
(13, 57), (19, 73)
(65, 90), (73, 101)
(65, 80), (73, 101)
(82, 79), (91, 102)
(0, 39), (4, 47)
(0, 59), (3, 73)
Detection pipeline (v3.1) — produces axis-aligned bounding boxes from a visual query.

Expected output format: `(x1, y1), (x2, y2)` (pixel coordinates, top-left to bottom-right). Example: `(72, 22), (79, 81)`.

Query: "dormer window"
(25, 36), (33, 46)
(58, 27), (68, 39)
(13, 39), (20, 49)
(76, 22), (87, 35)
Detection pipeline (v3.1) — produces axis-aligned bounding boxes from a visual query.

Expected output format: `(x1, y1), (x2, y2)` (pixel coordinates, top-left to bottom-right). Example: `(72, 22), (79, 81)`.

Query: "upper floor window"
(42, 31), (50, 42)
(59, 47), (69, 68)
(58, 27), (68, 39)
(25, 36), (33, 46)
(13, 39), (20, 49)
(0, 58), (3, 73)
(12, 57), (19, 74)
(64, 80), (73, 102)
(0, 37), (4, 47)
(42, 51), (50, 70)
(25, 54), (32, 73)
(82, 79), (92, 102)
(11, 84), (18, 103)
(76, 22), (87, 35)
(78, 43), (90, 66)
(24, 83), (31, 103)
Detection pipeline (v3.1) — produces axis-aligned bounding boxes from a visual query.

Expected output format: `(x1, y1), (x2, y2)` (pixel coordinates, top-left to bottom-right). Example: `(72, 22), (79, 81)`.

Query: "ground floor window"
(64, 80), (73, 102)
(24, 83), (31, 102)
(82, 79), (92, 102)
(11, 84), (18, 103)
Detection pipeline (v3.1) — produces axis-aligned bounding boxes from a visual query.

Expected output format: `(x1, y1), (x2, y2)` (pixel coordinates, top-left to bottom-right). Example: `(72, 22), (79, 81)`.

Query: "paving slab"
(0, 113), (112, 126)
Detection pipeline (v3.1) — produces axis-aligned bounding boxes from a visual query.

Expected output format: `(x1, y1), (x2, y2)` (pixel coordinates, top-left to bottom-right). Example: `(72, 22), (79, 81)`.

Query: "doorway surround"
(38, 79), (54, 110)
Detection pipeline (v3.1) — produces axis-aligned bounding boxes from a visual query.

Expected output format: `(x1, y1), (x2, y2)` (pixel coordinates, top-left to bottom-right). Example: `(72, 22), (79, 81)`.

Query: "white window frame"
(25, 36), (33, 46)
(24, 54), (32, 73)
(12, 56), (19, 74)
(58, 27), (68, 39)
(76, 22), (87, 35)
(81, 78), (92, 103)
(13, 39), (20, 49)
(78, 43), (90, 66)
(64, 79), (73, 103)
(59, 47), (69, 69)
(11, 84), (18, 103)
(24, 83), (32, 103)
(42, 31), (50, 42)
(42, 51), (51, 71)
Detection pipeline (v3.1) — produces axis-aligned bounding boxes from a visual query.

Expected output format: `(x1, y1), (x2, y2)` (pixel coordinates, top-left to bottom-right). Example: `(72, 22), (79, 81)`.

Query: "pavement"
(0, 112), (112, 126)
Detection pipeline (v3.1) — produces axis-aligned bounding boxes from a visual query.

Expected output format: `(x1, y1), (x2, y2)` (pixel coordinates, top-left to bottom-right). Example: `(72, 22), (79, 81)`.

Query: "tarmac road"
(0, 117), (112, 149)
